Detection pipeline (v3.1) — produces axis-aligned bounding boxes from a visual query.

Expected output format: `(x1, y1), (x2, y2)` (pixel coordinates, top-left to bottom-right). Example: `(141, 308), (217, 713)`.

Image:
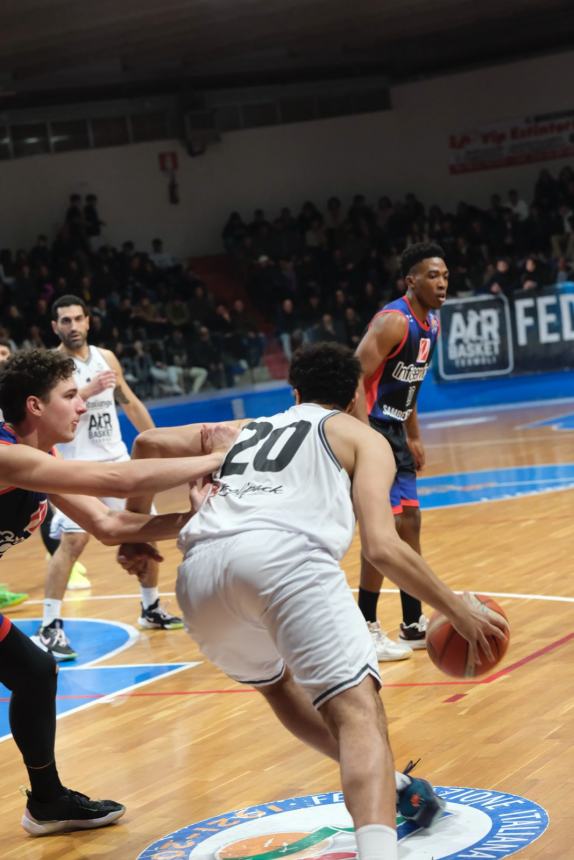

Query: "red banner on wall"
(448, 109), (574, 175)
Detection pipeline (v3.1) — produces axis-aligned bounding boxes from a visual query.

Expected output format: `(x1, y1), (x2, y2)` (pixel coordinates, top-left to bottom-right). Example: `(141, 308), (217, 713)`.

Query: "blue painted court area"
(418, 463), (574, 509)
(0, 619), (197, 742)
(12, 617), (135, 667)
(522, 412), (574, 431)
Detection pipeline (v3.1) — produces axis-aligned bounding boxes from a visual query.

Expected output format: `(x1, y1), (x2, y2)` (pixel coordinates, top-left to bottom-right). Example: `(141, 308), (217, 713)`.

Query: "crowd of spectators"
(222, 166), (574, 358)
(0, 194), (267, 398)
(3, 169), (574, 397)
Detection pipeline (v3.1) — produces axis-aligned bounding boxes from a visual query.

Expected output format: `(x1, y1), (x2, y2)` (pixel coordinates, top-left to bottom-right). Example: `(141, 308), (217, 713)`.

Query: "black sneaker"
(397, 760), (445, 829)
(138, 599), (184, 630)
(22, 788), (125, 836)
(32, 619), (77, 662)
(398, 614), (428, 650)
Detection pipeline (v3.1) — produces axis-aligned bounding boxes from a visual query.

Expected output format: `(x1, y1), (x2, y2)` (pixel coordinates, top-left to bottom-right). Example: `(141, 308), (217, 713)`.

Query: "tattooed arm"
(100, 347), (155, 433)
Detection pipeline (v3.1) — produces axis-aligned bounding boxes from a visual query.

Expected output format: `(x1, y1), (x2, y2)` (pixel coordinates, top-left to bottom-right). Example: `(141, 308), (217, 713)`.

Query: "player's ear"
(345, 392), (358, 414)
(27, 395), (44, 418)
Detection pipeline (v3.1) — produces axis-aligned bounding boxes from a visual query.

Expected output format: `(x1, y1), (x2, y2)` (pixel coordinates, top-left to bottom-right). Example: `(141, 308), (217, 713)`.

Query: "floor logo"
(137, 787), (548, 860)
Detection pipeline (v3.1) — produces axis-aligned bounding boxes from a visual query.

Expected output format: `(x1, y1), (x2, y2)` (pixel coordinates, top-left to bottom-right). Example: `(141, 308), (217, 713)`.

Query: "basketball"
(426, 594), (510, 678)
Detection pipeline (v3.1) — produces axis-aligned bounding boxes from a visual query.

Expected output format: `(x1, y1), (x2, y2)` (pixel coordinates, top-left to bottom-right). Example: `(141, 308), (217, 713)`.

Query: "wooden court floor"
(0, 400), (573, 858)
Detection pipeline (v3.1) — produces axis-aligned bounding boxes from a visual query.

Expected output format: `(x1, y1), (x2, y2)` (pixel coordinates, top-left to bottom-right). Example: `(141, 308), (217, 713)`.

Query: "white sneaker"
(398, 614), (428, 650)
(367, 621), (413, 662)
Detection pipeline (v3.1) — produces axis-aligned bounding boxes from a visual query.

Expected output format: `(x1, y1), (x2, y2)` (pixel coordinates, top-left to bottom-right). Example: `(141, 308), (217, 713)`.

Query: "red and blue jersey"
(0, 423), (50, 640)
(365, 296), (440, 424)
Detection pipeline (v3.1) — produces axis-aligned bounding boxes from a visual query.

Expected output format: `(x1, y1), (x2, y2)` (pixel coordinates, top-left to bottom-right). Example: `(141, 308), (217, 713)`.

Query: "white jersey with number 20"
(178, 403), (355, 561)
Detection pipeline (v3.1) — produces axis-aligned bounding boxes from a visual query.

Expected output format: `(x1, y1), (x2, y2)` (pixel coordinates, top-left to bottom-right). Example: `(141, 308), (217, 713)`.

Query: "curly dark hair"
(0, 349), (76, 424)
(51, 294), (89, 320)
(288, 342), (361, 411)
(401, 242), (445, 278)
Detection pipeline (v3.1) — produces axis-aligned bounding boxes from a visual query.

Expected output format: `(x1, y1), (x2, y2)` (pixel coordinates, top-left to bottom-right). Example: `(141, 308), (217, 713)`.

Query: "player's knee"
(13, 641), (58, 698)
(397, 506), (421, 536)
(320, 676), (384, 736)
(257, 667), (291, 700)
(60, 531), (90, 558)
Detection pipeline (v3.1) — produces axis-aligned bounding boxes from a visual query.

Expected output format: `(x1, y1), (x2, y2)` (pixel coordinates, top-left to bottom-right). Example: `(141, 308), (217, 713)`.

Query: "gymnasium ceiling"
(2, 0), (574, 110)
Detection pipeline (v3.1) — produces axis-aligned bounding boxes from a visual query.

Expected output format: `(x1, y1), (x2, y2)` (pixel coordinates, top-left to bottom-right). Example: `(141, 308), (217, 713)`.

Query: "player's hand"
(450, 592), (509, 669)
(201, 422), (240, 456)
(117, 542), (163, 579)
(407, 437), (425, 471)
(84, 370), (117, 398)
(189, 479), (213, 513)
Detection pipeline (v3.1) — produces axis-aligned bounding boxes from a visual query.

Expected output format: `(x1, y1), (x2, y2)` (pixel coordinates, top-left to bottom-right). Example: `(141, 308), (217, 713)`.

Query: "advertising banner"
(448, 109), (574, 175)
(437, 288), (574, 379)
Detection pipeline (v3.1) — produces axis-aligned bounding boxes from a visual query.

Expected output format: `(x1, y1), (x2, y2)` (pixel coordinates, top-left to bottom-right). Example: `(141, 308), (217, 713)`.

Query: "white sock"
(395, 770), (410, 792)
(140, 587), (159, 610)
(355, 824), (397, 860)
(43, 599), (62, 627)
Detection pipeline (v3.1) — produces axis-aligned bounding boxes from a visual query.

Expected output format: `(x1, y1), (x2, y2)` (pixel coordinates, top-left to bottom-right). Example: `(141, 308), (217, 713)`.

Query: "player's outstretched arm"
(349, 422), (508, 666)
(116, 421), (243, 576)
(126, 421), (245, 514)
(132, 420), (245, 460)
(0, 444), (223, 498)
(49, 493), (191, 545)
(101, 348), (155, 433)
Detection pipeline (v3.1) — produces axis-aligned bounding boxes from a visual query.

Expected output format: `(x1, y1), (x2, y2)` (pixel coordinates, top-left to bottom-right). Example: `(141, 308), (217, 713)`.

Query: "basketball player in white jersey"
(37, 295), (182, 661)
(119, 343), (507, 860)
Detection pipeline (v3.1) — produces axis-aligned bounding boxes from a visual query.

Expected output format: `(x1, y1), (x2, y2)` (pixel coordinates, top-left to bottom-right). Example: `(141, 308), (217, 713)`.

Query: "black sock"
(26, 761), (65, 802)
(358, 587), (380, 623)
(400, 590), (422, 626)
(0, 624), (65, 801)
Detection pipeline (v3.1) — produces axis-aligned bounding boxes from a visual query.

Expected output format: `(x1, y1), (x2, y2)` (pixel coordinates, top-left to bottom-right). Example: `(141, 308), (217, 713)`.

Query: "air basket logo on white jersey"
(88, 412), (113, 440)
(137, 787), (548, 860)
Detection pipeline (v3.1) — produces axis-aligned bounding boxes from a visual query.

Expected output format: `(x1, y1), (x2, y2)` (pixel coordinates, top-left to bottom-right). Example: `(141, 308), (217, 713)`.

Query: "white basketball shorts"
(176, 530), (381, 708)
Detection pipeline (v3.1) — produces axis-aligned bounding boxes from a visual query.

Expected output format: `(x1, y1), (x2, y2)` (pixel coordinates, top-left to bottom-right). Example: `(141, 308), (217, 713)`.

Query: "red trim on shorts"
(401, 499), (420, 508)
(0, 615), (12, 643)
(392, 504), (403, 515)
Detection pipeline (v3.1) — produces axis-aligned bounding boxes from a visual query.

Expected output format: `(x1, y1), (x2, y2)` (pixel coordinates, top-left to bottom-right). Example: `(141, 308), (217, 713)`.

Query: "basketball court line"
(424, 416), (495, 429)
(421, 395), (574, 417)
(0, 663), (201, 743)
(416, 483), (574, 511)
(18, 588), (574, 604)
(425, 434), (560, 447)
(56, 617), (139, 668)
(515, 410), (574, 430)
(3, 629), (562, 708)
(0, 664), (202, 703)
(439, 630), (574, 703)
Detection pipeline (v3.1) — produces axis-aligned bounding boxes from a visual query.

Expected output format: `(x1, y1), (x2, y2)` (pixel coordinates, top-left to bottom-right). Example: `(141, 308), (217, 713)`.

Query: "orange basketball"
(426, 593), (510, 678)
